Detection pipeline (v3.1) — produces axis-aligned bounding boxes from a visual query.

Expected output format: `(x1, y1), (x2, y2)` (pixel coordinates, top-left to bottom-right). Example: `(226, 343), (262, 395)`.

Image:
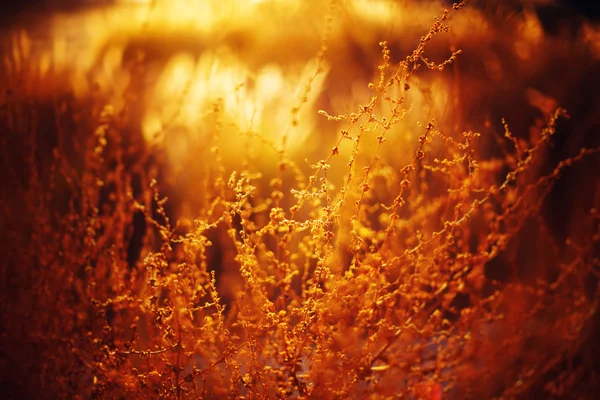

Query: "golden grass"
(1, 1), (599, 398)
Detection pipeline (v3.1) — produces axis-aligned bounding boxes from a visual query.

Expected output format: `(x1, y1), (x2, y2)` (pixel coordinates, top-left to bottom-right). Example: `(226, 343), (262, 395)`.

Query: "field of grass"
(1, 1), (599, 398)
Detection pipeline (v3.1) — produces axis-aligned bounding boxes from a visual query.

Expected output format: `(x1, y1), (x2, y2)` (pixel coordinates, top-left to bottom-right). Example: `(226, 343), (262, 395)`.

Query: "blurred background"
(1, 0), (599, 398)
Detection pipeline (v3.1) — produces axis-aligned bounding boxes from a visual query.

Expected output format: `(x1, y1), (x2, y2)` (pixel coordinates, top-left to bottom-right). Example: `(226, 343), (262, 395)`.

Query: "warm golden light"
(1, 0), (599, 398)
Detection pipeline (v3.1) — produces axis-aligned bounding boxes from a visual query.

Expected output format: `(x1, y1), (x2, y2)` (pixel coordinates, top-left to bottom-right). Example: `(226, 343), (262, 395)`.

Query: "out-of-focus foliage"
(1, 1), (599, 398)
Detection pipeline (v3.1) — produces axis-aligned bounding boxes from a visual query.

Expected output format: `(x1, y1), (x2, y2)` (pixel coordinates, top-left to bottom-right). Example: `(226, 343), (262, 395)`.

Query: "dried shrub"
(1, 1), (599, 399)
